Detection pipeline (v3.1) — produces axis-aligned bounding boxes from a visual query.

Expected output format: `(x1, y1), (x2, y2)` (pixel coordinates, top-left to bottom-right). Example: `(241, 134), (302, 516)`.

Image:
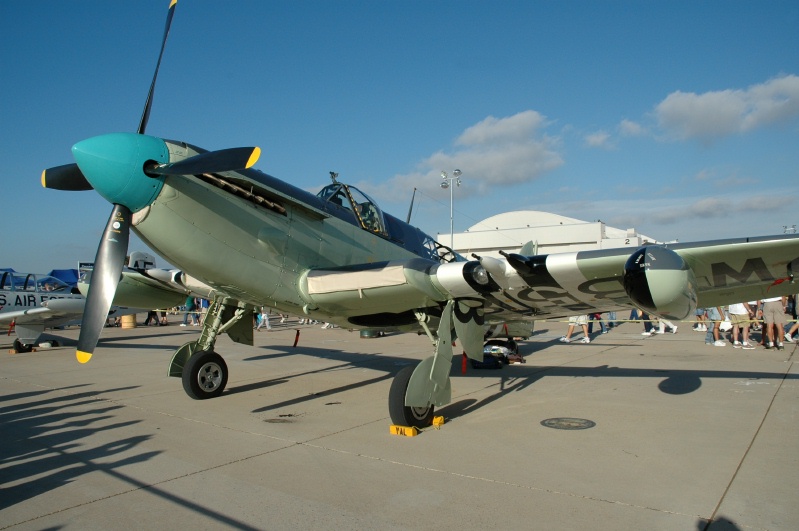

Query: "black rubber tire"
(388, 365), (435, 428)
(182, 350), (228, 399)
(13, 339), (33, 354)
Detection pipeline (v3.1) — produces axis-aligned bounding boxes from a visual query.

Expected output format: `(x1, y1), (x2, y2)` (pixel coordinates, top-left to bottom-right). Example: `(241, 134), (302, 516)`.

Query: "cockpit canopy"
(0, 272), (72, 293)
(315, 178), (462, 264)
(317, 183), (388, 237)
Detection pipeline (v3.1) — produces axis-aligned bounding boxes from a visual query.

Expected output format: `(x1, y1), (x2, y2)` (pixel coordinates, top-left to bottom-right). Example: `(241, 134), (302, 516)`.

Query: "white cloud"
(654, 74), (799, 141)
(366, 110), (564, 201)
(456, 110), (548, 146)
(536, 181), (797, 242)
(600, 193), (795, 238)
(584, 130), (614, 149)
(693, 168), (757, 187)
(742, 75), (799, 129)
(618, 119), (646, 137)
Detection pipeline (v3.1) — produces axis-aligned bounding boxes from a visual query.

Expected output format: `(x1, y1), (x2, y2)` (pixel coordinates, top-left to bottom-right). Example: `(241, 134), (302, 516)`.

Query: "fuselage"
(129, 139), (448, 324)
(72, 133), (799, 330)
(0, 272), (82, 313)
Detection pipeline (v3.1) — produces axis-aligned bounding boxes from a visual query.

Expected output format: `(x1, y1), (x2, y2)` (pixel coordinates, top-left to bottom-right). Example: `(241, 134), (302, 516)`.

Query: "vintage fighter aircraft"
(0, 260), (188, 353)
(42, 1), (799, 428)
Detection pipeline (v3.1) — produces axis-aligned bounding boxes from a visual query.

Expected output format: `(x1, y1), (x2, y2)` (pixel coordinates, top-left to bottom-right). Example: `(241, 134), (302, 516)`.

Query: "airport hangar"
(439, 210), (660, 257)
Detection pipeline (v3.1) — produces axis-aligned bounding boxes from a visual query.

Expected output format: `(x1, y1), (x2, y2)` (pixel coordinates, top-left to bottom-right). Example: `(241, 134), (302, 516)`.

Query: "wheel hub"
(197, 361), (223, 391)
(410, 406), (431, 421)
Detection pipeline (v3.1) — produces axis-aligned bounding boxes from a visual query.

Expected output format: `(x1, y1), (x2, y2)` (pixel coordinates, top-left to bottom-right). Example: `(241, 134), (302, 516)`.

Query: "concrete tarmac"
(1, 317), (797, 530)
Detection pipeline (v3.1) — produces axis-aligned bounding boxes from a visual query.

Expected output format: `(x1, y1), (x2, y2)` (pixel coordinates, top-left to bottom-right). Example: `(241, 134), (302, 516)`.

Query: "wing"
(479, 234), (799, 323)
(206, 235), (799, 410)
(0, 299), (87, 344)
(0, 269), (191, 347)
(0, 299), (86, 324)
(297, 234), (799, 331)
(78, 269), (192, 309)
(673, 235), (799, 306)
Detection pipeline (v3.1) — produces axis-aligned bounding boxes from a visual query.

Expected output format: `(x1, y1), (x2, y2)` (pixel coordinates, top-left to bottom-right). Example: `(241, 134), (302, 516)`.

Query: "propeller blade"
(41, 163), (93, 191)
(145, 146), (261, 176)
(76, 204), (131, 363)
(137, 0), (178, 135)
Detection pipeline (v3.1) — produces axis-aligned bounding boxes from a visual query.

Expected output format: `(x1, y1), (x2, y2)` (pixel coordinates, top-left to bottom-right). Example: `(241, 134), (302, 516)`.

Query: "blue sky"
(2, 0), (798, 273)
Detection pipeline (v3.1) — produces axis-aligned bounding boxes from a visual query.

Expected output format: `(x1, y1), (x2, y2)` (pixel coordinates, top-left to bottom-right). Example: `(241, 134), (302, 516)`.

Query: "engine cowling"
(623, 246), (697, 321)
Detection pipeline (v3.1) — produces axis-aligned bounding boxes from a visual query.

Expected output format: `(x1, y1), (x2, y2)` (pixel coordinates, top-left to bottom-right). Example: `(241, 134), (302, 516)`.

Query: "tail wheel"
(388, 365), (435, 428)
(182, 350), (228, 399)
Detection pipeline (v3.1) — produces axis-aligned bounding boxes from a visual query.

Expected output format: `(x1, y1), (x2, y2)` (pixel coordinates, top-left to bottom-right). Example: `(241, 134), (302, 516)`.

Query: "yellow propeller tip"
(246, 147), (261, 168)
(76, 350), (93, 364)
(41, 169), (47, 188)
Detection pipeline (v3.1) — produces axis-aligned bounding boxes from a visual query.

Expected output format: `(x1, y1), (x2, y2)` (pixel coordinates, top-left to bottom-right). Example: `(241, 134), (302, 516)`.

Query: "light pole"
(440, 169), (462, 249)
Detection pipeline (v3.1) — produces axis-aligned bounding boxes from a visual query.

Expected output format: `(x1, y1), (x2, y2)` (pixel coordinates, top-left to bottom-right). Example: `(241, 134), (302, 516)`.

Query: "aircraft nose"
(72, 132), (169, 212)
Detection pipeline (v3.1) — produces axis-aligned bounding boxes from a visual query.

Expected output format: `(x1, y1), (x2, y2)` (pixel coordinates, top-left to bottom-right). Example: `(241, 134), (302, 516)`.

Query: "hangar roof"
(467, 210), (586, 231)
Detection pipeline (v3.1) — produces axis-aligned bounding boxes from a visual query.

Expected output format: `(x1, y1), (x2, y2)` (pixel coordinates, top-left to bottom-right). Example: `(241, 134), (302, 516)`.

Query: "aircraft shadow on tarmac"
(0, 383), (275, 531)
(0, 384), (153, 511)
(241, 346), (398, 413)
(25, 328), (797, 423)
(0, 375), (748, 531)
(239, 341), (798, 421)
(26, 329), (194, 352)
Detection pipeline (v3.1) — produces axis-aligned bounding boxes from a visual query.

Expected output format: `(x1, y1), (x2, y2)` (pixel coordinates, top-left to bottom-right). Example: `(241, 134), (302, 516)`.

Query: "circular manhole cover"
(540, 417), (596, 430)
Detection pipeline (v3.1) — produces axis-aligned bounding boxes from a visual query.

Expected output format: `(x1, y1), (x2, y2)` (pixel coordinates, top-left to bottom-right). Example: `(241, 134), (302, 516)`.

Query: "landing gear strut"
(168, 297), (253, 399)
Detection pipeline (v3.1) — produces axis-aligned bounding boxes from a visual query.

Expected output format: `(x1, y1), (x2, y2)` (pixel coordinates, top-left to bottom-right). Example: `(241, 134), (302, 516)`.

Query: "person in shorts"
(694, 308), (708, 331)
(705, 306), (727, 346)
(728, 301), (755, 349)
(761, 296), (787, 350)
(560, 315), (590, 344)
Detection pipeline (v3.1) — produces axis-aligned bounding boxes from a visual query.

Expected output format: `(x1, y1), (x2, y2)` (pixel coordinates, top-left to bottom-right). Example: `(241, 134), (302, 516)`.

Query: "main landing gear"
(12, 339), (33, 354)
(388, 365), (435, 428)
(11, 338), (61, 354)
(168, 297), (251, 400)
(387, 316), (521, 429)
(385, 308), (454, 429)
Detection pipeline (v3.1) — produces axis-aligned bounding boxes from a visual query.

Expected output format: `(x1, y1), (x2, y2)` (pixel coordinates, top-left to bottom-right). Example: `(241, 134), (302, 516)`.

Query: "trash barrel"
(121, 314), (137, 329)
